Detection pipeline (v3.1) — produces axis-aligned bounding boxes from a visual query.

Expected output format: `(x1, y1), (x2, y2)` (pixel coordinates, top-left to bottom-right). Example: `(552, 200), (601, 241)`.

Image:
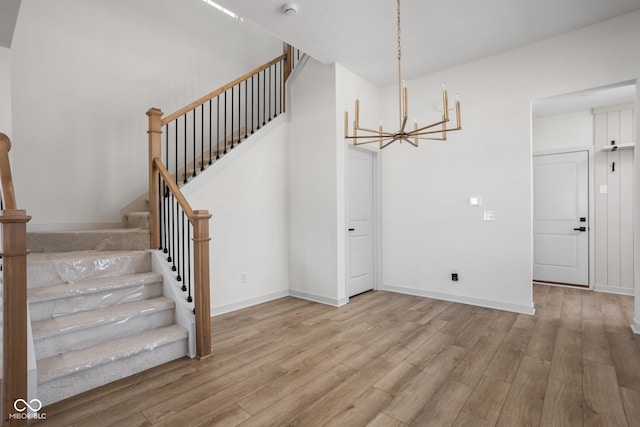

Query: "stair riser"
(124, 212), (150, 230)
(28, 252), (151, 288)
(37, 338), (188, 406)
(34, 308), (175, 360)
(29, 282), (163, 321)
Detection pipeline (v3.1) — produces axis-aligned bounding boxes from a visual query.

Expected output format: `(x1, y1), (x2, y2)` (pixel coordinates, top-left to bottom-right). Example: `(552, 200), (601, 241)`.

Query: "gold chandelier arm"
(353, 126), (396, 136)
(412, 119), (448, 133)
(410, 124), (462, 136)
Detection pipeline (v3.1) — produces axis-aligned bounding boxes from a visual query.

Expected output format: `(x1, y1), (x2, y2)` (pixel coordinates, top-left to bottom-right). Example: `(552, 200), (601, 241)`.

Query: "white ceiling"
(213, 0), (640, 88)
(532, 82), (637, 117)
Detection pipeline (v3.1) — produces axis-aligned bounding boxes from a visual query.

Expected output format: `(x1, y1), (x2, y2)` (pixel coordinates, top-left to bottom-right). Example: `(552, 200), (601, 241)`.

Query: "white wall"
(182, 117), (290, 315)
(10, 0), (281, 229)
(336, 63), (382, 299)
(286, 60), (382, 307)
(288, 59), (342, 305)
(377, 11), (640, 314)
(0, 47), (11, 138)
(532, 110), (593, 152)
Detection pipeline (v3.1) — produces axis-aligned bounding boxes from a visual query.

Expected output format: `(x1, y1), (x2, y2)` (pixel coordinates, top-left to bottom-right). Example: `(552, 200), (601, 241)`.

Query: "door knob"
(573, 227), (586, 232)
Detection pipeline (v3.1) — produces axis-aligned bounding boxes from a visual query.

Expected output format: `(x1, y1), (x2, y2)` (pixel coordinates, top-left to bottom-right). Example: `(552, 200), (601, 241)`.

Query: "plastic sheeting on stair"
(52, 252), (140, 283)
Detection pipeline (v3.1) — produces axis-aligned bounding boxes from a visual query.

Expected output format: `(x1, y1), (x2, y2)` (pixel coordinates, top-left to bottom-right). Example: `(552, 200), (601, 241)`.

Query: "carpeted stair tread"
(37, 324), (187, 384)
(28, 271), (162, 303)
(31, 296), (175, 339)
(27, 250), (151, 288)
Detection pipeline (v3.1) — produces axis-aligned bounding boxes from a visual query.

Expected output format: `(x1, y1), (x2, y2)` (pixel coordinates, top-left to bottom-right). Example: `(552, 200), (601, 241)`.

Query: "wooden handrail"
(153, 158), (194, 217)
(0, 133), (31, 427)
(162, 54), (287, 125)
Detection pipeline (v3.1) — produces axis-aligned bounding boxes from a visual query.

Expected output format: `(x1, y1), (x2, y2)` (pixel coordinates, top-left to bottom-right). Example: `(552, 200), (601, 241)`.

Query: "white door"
(533, 151), (589, 286)
(347, 148), (374, 297)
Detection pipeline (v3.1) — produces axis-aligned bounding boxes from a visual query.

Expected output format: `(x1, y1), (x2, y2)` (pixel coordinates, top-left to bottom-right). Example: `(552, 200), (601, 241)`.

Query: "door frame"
(345, 144), (382, 300)
(532, 145), (595, 289)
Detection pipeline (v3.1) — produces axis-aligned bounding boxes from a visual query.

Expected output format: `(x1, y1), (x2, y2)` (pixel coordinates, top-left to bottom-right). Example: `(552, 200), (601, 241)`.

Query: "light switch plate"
(599, 185), (608, 194)
(469, 197), (481, 207)
(483, 211), (495, 221)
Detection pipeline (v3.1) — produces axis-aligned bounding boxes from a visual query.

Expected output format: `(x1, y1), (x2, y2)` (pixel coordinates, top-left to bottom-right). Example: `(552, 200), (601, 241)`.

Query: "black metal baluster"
(231, 86), (236, 148)
(183, 114), (188, 184)
(178, 210), (184, 286)
(201, 105), (205, 171)
(279, 61), (283, 114)
(244, 79), (248, 139)
(216, 96), (220, 159)
(157, 174), (163, 250)
(170, 193), (176, 270)
(237, 83), (241, 143)
(208, 100), (212, 165)
(262, 70), (266, 126)
(268, 65), (272, 121)
(251, 75), (255, 133)
(176, 200), (182, 281)
(224, 90), (228, 154)
(163, 181), (169, 255)
(164, 124), (168, 171)
(187, 222), (192, 303)
(192, 109), (197, 178)
(174, 122), (178, 185)
(257, 73), (261, 130)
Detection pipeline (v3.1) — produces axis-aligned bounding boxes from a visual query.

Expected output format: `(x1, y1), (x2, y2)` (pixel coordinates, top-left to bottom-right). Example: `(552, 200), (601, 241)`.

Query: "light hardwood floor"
(37, 285), (640, 426)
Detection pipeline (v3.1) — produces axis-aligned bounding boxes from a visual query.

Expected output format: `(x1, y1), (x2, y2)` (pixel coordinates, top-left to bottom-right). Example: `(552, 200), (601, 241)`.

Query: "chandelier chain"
(397, 0), (401, 60)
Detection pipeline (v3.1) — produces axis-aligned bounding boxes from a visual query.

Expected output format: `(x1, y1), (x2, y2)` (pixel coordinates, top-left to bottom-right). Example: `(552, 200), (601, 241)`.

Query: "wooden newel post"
(192, 210), (212, 359)
(147, 108), (163, 250)
(0, 133), (31, 426)
(1, 209), (30, 427)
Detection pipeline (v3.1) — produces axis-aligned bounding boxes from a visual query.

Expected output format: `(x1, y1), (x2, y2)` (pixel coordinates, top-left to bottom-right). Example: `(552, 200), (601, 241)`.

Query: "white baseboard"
(382, 284), (536, 315)
(594, 284), (635, 296)
(632, 319), (640, 335)
(211, 290), (290, 316)
(289, 289), (348, 307)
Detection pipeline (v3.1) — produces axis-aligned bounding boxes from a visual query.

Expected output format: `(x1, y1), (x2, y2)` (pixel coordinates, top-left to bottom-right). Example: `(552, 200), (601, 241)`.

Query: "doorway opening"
(531, 80), (636, 294)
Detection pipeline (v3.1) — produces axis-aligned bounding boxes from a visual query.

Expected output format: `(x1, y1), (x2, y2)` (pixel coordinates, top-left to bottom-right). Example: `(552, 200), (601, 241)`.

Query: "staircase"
(26, 214), (189, 406)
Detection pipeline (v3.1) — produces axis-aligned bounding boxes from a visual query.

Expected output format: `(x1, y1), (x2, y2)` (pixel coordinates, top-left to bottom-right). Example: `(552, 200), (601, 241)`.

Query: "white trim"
(532, 146), (595, 290)
(289, 289), (348, 307)
(382, 283), (536, 315)
(594, 284), (635, 296)
(632, 319), (640, 335)
(211, 290), (290, 316)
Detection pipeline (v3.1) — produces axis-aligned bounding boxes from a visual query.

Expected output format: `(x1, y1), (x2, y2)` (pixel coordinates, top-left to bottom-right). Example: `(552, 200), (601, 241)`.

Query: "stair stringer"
(149, 250), (197, 358)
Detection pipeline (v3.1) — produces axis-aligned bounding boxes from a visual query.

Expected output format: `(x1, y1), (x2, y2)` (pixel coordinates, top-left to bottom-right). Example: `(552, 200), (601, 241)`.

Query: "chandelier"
(344, 0), (462, 149)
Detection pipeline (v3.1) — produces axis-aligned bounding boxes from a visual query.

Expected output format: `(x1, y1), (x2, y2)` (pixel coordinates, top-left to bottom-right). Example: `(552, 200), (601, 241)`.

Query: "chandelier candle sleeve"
(343, 0), (462, 149)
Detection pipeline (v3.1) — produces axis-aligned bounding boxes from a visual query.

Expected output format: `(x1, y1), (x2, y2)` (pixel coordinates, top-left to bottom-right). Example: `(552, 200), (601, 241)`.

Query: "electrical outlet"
(241, 272), (248, 283)
(451, 272), (459, 282)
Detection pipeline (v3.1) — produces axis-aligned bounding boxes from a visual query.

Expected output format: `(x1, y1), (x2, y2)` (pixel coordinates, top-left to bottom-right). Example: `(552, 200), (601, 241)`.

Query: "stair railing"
(0, 133), (31, 426)
(147, 111), (212, 359)
(146, 44), (301, 360)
